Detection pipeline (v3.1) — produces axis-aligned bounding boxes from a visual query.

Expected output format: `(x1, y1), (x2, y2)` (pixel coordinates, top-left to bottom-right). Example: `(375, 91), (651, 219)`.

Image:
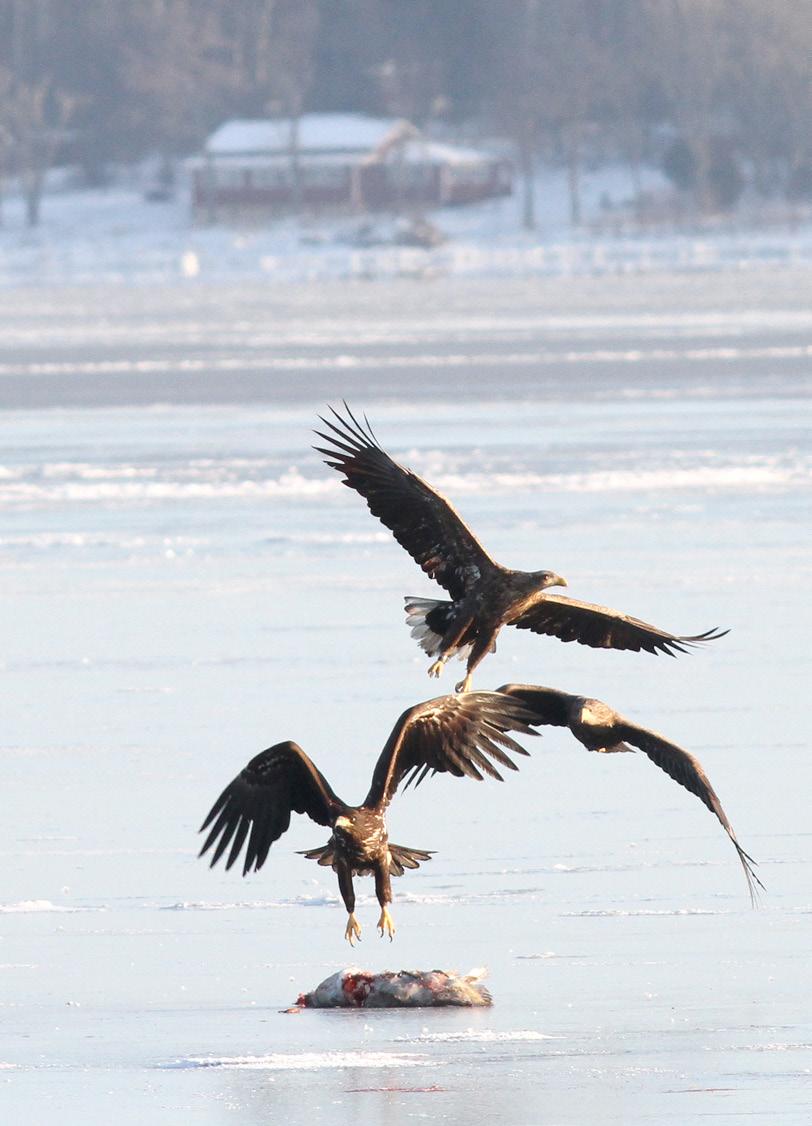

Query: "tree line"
(1, 0), (810, 226)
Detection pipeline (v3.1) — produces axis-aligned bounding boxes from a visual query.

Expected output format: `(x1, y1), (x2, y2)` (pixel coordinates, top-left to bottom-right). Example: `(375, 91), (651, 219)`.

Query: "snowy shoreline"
(2, 179), (810, 288)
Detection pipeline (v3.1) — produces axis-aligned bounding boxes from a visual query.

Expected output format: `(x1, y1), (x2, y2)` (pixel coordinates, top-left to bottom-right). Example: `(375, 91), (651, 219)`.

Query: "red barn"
(188, 115), (511, 220)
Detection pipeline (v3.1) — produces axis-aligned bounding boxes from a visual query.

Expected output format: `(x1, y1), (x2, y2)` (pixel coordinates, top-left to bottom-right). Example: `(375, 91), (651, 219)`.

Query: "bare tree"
(0, 0), (77, 226)
(725, 0), (812, 198)
(485, 0), (617, 230)
(0, 65), (12, 225)
(640, 0), (736, 215)
(263, 0), (320, 211)
(226, 0), (278, 97)
(121, 1), (238, 157)
(536, 2), (615, 227)
(485, 0), (547, 230)
(3, 77), (76, 225)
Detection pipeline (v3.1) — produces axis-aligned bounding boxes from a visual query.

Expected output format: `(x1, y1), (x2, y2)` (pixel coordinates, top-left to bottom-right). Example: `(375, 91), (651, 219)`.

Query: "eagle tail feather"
(388, 842), (434, 876)
(404, 597), (472, 661)
(298, 842), (336, 867)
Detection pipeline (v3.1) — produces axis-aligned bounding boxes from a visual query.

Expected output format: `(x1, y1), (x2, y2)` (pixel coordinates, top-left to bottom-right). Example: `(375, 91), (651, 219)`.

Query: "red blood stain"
(342, 971), (374, 1006)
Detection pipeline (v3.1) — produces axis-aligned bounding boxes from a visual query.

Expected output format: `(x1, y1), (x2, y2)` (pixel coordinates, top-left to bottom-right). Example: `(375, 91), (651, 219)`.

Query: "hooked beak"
(551, 573), (568, 589)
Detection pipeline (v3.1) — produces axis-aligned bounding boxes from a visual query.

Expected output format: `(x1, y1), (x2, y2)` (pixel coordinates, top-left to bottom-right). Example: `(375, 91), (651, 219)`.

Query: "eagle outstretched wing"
(498, 683), (763, 903)
(365, 691), (539, 810)
(512, 592), (728, 656)
(199, 741), (344, 876)
(495, 683), (573, 727)
(314, 403), (495, 600)
(611, 718), (764, 901)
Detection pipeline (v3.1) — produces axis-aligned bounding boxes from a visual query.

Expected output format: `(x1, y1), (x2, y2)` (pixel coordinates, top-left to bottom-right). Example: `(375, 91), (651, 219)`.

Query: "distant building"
(188, 114), (511, 220)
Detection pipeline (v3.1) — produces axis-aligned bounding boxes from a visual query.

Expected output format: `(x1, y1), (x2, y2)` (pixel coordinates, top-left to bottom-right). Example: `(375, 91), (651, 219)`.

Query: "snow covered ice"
(1, 270), (810, 1124)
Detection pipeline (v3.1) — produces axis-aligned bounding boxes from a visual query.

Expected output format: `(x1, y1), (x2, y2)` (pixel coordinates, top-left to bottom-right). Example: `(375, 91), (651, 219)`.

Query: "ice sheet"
(1, 272), (810, 1124)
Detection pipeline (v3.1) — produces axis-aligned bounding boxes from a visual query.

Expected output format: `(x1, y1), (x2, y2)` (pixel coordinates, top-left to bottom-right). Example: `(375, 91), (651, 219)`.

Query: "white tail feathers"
(403, 597), (472, 662)
(404, 597), (445, 655)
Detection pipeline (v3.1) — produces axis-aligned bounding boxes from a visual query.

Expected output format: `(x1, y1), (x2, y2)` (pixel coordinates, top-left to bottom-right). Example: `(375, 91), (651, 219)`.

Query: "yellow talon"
(344, 913), (362, 945)
(377, 906), (396, 941)
(455, 674), (472, 693)
(428, 659), (445, 678)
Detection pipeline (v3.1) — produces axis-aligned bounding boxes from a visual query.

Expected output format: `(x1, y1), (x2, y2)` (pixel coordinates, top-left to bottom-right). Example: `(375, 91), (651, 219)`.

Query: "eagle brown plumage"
(498, 683), (764, 903)
(199, 691), (538, 942)
(315, 404), (727, 692)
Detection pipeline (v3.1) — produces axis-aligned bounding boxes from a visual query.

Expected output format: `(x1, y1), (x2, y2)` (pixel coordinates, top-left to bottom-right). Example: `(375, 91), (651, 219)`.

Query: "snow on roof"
(394, 139), (498, 167)
(196, 117), (502, 173)
(205, 115), (403, 156)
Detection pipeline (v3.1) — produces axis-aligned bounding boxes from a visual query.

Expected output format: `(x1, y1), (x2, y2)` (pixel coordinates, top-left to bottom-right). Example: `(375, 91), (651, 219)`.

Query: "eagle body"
(316, 405), (726, 692)
(199, 691), (538, 941)
(566, 696), (636, 754)
(332, 809), (388, 869)
(407, 569), (566, 675)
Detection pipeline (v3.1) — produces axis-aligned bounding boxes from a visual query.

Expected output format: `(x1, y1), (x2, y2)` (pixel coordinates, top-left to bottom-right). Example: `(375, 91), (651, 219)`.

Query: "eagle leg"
(376, 906), (396, 941)
(337, 859), (361, 944)
(344, 912), (362, 945)
(455, 629), (497, 694)
(373, 864), (395, 940)
(428, 658), (446, 678)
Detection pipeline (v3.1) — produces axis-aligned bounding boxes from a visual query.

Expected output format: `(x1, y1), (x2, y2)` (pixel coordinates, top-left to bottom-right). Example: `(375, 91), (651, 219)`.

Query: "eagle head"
(533, 570), (568, 590)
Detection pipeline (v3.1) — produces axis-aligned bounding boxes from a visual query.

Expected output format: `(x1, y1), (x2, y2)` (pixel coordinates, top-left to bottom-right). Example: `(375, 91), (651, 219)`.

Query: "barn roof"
(205, 115), (405, 157)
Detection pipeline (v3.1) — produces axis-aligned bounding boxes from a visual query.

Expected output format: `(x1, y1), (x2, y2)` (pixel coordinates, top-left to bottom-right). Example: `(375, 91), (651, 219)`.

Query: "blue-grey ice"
(1, 271), (810, 1124)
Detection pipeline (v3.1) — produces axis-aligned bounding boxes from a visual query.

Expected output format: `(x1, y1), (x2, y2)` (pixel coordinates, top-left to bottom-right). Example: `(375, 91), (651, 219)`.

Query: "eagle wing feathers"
(496, 683), (573, 727)
(199, 741), (343, 876)
(614, 719), (764, 901)
(512, 592), (727, 656)
(498, 683), (762, 903)
(315, 403), (495, 600)
(365, 691), (538, 809)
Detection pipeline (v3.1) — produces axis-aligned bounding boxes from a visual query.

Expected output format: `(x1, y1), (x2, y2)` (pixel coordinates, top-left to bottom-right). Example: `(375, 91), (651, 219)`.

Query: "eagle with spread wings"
(315, 404), (726, 692)
(199, 691), (538, 943)
(498, 683), (764, 903)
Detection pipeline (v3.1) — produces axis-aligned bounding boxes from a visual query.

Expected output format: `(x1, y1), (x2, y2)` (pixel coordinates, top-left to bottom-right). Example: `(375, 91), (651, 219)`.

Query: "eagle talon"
(344, 913), (362, 945)
(377, 906), (395, 941)
(455, 674), (473, 694)
(428, 659), (445, 678)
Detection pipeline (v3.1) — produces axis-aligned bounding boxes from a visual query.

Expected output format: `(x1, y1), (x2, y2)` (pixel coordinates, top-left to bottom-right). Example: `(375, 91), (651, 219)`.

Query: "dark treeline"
(1, 0), (810, 226)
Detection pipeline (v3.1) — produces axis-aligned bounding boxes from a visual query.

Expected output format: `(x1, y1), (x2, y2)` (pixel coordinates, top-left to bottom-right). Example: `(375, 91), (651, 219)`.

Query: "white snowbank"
(174, 1050), (431, 1070)
(403, 1029), (556, 1043)
(0, 899), (97, 913)
(1, 162), (809, 286)
(2, 455), (806, 511)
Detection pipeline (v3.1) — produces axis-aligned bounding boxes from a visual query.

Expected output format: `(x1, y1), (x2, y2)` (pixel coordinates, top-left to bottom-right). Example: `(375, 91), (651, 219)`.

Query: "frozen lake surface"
(1, 272), (810, 1123)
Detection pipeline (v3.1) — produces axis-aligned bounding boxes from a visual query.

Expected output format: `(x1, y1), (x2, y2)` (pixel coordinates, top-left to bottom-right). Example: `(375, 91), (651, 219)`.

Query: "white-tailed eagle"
(315, 404), (726, 692)
(199, 691), (538, 942)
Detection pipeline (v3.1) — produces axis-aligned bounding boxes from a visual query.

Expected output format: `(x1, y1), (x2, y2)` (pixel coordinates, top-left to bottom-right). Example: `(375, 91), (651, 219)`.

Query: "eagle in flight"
(315, 404), (726, 693)
(199, 691), (538, 943)
(498, 683), (764, 902)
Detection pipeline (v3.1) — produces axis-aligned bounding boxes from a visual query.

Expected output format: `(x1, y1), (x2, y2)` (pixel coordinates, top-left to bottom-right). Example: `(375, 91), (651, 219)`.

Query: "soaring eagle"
(199, 692), (538, 942)
(498, 683), (764, 902)
(315, 404), (727, 693)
